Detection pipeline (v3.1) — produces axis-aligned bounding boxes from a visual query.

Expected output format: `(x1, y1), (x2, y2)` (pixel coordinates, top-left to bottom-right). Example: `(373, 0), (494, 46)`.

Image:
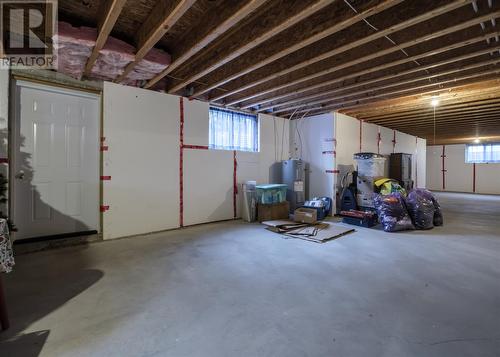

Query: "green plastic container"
(255, 184), (288, 204)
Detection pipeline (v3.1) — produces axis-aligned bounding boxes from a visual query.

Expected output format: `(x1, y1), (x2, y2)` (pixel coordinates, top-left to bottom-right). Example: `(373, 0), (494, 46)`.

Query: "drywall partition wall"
(236, 114), (290, 216)
(102, 82), (180, 239)
(289, 113), (335, 200)
(183, 148), (234, 225)
(334, 112), (427, 187)
(427, 144), (500, 194)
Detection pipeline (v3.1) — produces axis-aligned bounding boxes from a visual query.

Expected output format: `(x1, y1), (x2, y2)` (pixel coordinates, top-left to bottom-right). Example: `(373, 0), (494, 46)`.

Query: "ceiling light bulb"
(474, 138), (481, 144)
(431, 98), (439, 107)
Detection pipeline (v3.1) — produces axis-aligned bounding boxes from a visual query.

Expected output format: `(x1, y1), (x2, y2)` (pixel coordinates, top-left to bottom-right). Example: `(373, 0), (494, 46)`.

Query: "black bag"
(374, 193), (415, 232)
(406, 189), (437, 230)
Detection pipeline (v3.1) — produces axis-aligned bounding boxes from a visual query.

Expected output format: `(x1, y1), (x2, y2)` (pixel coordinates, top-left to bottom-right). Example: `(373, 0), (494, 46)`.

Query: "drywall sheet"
(291, 113), (335, 200)
(103, 82), (180, 239)
(416, 138), (427, 188)
(184, 99), (209, 146)
(334, 113), (359, 168)
(361, 122), (379, 153)
(426, 146), (443, 191)
(476, 163), (500, 194)
(379, 126), (395, 155)
(184, 149), (233, 225)
(427, 144), (500, 194)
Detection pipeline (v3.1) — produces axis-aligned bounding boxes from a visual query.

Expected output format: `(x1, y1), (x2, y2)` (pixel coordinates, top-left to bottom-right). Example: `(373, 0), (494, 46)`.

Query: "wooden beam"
(281, 69), (500, 115)
(166, 0), (337, 94)
(270, 49), (500, 114)
(345, 86), (500, 117)
(222, 0), (481, 107)
(253, 31), (500, 111)
(383, 112), (500, 128)
(359, 98), (500, 120)
(190, 0), (402, 98)
(84, 0), (127, 76)
(339, 79), (500, 115)
(282, 66), (500, 115)
(144, 0), (268, 89)
(115, 0), (197, 83)
(368, 103), (500, 124)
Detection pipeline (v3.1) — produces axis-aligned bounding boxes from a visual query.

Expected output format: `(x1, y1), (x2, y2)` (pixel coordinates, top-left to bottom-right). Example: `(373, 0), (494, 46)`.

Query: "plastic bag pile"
(374, 189), (443, 232)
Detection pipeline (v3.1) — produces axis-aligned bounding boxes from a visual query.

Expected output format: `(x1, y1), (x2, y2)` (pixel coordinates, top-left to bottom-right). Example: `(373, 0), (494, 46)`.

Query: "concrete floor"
(1, 192), (499, 357)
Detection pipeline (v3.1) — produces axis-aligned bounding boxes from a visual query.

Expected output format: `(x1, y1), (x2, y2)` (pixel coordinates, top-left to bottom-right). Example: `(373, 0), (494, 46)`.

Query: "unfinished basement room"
(0, 0), (499, 356)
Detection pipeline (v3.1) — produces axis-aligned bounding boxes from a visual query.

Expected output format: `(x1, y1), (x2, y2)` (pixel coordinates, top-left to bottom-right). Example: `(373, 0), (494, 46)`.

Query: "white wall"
(291, 111), (427, 213)
(103, 82), (288, 238)
(289, 113), (335, 201)
(335, 113), (426, 188)
(103, 82), (180, 239)
(427, 144), (500, 194)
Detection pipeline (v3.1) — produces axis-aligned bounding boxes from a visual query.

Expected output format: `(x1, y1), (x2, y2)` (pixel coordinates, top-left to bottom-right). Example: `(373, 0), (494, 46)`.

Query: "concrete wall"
(427, 144), (500, 195)
(103, 82), (288, 239)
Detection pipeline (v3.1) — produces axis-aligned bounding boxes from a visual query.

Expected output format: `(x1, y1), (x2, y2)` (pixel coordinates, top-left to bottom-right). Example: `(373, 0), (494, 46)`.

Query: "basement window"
(209, 107), (259, 152)
(465, 143), (500, 163)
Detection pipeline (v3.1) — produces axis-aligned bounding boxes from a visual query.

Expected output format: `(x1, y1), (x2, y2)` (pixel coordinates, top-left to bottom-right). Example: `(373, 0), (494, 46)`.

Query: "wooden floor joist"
(271, 49), (500, 114)
(115, 0), (196, 83)
(84, 0), (127, 77)
(190, 0), (402, 98)
(166, 0), (337, 94)
(218, 0), (476, 107)
(144, 0), (268, 89)
(236, 13), (500, 109)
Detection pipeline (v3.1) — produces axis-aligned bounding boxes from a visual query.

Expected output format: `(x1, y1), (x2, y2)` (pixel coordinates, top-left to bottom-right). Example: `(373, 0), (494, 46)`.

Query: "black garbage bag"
(411, 189), (443, 226)
(406, 189), (436, 230)
(374, 193), (415, 232)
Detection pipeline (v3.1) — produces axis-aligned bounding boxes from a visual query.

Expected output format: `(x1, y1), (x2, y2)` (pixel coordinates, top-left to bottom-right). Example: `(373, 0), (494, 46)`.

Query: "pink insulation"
(54, 22), (97, 80)
(54, 22), (171, 86)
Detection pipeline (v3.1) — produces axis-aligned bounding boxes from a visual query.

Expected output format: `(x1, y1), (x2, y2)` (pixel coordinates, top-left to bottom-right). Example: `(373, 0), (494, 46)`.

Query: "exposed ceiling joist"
(115, 0), (197, 83)
(166, 0), (337, 94)
(84, 0), (127, 77)
(272, 53), (500, 114)
(254, 31), (500, 112)
(220, 0), (476, 107)
(190, 0), (402, 98)
(144, 0), (268, 89)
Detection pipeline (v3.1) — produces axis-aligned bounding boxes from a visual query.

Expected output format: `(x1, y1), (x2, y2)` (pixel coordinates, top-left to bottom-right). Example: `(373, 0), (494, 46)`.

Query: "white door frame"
(9, 78), (102, 240)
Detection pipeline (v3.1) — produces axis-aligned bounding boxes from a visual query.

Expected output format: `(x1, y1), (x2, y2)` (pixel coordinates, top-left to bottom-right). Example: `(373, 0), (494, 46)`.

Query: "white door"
(12, 81), (100, 240)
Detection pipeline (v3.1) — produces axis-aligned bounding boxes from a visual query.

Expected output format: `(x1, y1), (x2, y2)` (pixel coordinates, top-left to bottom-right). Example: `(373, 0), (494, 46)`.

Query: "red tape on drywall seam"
(326, 169), (340, 174)
(359, 119), (363, 152)
(473, 162), (476, 193)
(183, 145), (209, 150)
(0, 158), (8, 164)
(179, 97), (184, 227)
(100, 145), (109, 151)
(100, 176), (111, 181)
(100, 205), (110, 212)
(322, 150), (336, 155)
(441, 145), (447, 190)
(377, 131), (381, 154)
(392, 130), (396, 153)
(233, 150), (237, 218)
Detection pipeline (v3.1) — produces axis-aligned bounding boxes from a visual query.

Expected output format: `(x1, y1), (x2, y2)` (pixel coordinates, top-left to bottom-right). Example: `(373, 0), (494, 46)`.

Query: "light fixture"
(474, 138), (481, 144)
(431, 97), (439, 107)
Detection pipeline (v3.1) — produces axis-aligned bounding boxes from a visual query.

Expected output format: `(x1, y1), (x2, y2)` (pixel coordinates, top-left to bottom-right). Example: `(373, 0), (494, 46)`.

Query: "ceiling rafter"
(217, 0), (478, 107)
(272, 54), (500, 114)
(84, 0), (127, 77)
(144, 0), (268, 89)
(166, 0), (337, 94)
(115, 0), (197, 83)
(262, 43), (500, 113)
(189, 0), (402, 98)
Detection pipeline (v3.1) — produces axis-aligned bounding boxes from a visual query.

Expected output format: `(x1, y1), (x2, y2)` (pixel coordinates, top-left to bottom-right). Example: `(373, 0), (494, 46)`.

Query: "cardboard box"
(258, 201), (290, 222)
(293, 207), (317, 224)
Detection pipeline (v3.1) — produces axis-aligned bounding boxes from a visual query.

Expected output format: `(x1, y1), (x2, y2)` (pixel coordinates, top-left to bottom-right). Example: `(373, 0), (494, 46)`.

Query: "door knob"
(15, 170), (25, 180)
